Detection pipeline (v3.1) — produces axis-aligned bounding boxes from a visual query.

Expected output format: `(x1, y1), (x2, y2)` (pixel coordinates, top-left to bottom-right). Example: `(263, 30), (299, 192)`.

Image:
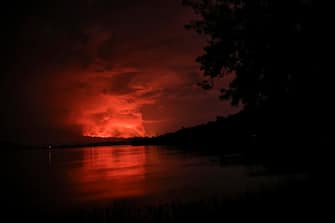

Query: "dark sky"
(1, 0), (239, 145)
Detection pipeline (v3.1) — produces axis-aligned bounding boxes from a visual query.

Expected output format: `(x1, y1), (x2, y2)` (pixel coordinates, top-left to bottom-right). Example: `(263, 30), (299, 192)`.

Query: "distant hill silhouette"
(3, 109), (321, 172)
(5, 108), (329, 164)
(131, 111), (253, 150)
(131, 107), (327, 162)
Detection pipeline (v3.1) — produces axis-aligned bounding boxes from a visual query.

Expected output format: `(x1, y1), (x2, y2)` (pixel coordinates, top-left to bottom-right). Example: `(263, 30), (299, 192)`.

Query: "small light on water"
(48, 145), (52, 149)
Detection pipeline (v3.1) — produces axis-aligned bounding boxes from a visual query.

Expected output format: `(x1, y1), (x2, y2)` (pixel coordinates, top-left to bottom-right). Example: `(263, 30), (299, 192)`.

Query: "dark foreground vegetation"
(6, 174), (328, 223)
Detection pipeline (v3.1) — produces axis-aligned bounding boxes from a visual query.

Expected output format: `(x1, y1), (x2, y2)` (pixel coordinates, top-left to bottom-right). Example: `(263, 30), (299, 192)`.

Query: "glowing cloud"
(66, 69), (160, 138)
(79, 96), (146, 138)
(2, 0), (241, 145)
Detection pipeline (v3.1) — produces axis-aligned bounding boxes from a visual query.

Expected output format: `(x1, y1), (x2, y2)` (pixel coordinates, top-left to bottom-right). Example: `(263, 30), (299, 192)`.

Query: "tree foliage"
(184, 0), (315, 110)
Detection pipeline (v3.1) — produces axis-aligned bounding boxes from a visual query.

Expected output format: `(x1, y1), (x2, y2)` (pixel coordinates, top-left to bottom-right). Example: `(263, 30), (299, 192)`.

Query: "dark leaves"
(185, 0), (314, 108)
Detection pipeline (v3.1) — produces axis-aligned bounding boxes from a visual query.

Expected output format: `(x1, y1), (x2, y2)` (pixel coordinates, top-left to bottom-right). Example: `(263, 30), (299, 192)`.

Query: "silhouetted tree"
(184, 0), (334, 141)
(184, 0), (313, 106)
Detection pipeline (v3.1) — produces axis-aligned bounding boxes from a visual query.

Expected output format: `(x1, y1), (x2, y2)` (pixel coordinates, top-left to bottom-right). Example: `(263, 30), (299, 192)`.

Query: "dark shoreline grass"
(6, 173), (328, 223)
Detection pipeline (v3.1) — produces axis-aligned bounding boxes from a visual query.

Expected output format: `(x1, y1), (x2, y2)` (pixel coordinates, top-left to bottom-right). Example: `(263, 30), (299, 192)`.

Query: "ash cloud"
(1, 0), (238, 144)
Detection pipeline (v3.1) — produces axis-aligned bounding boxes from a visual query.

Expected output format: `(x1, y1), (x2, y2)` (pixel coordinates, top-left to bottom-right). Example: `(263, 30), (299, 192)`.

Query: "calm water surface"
(4, 146), (297, 211)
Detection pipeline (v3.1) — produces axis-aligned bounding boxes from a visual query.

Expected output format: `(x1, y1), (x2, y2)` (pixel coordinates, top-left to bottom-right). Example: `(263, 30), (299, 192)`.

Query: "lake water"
(4, 145), (302, 212)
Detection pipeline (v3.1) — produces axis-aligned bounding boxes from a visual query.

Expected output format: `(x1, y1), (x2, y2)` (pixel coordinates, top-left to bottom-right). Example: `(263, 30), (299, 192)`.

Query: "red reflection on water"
(67, 146), (148, 203)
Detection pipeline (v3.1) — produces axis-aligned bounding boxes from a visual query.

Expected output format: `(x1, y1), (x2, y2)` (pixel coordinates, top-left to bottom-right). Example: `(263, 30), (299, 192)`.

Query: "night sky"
(1, 0), (239, 145)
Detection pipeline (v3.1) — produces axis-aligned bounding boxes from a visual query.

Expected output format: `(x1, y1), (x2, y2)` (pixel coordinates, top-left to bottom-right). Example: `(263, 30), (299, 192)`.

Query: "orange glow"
(55, 61), (237, 140)
(6, 5), (242, 145)
(77, 95), (147, 138)
(82, 112), (145, 138)
(69, 71), (181, 138)
(64, 71), (151, 138)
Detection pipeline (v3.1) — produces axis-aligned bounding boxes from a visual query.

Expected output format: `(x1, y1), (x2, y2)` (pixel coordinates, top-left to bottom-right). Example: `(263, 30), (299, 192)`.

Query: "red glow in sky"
(79, 96), (146, 138)
(69, 69), (184, 138)
(1, 0), (239, 144)
(82, 114), (145, 138)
